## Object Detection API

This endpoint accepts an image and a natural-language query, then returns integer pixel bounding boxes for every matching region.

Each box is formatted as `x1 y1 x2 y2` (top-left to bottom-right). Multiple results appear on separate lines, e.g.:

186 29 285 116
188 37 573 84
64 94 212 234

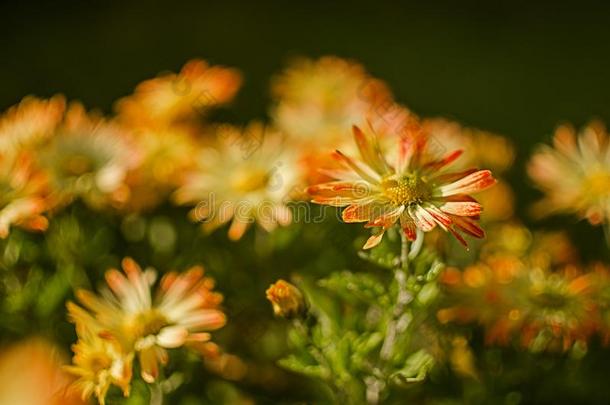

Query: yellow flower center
381 173 431 205
87 352 113 373
131 310 168 338
584 169 610 198
530 288 569 310
62 154 94 176
231 167 271 193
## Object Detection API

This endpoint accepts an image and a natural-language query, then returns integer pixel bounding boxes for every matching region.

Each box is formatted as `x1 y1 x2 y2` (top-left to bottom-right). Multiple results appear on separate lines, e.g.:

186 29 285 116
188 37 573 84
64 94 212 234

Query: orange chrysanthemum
528 121 610 225
0 95 66 153
68 258 226 384
0 152 51 238
174 123 300 240
116 59 241 127
307 123 497 249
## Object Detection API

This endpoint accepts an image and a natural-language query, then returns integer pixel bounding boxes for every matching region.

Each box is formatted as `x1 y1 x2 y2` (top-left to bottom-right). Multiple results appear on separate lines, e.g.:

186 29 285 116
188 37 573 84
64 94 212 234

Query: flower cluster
66 258 225 404
437 222 610 352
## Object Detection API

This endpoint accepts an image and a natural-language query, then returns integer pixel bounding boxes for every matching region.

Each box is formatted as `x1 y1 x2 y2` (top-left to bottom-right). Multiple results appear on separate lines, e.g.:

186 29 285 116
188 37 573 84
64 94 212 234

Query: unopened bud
266 280 306 319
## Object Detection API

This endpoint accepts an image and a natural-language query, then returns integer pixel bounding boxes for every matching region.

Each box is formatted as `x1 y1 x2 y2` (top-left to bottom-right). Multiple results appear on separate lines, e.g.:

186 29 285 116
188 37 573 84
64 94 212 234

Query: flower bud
266 280 306 319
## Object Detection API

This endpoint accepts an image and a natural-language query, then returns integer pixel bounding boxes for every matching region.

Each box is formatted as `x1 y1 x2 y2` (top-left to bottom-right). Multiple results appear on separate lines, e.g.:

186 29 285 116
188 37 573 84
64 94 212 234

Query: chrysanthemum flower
528 121 610 225
0 152 51 238
271 56 392 147
271 57 400 185
37 103 138 209
119 126 199 212
439 261 597 352
307 123 497 249
174 123 300 240
69 258 225 383
64 318 133 405
0 95 66 153
115 59 241 127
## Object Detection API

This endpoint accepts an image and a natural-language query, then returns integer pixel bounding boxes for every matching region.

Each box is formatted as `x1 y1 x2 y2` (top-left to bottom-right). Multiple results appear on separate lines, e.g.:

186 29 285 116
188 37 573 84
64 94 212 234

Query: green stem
149 381 163 405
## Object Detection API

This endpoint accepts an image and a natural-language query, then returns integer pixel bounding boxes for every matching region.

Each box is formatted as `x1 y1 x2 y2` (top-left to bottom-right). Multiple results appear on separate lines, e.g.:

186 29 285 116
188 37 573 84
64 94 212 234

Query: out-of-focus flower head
423 118 515 174
0 338 84 405
116 59 242 128
439 257 597 352
307 121 497 249
271 56 392 147
271 56 401 185
528 121 610 225
64 314 133 405
423 118 515 222
119 126 200 212
174 122 301 240
37 103 138 209
480 222 579 270
0 95 66 153
69 257 225 384
0 152 51 238
266 279 307 319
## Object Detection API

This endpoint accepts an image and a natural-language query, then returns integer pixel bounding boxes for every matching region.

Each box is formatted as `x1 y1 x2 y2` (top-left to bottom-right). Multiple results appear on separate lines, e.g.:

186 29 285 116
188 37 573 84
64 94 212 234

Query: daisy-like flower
115 59 242 128
69 258 226 383
0 152 51 238
0 95 66 153
37 103 138 209
174 123 300 240
64 315 133 405
271 57 399 185
119 126 199 212
440 262 597 352
528 121 610 225
306 123 497 249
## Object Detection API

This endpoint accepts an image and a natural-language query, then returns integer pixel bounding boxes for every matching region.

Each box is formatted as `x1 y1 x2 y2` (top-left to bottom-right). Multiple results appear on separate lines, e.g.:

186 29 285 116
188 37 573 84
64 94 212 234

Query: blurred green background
2 1 610 403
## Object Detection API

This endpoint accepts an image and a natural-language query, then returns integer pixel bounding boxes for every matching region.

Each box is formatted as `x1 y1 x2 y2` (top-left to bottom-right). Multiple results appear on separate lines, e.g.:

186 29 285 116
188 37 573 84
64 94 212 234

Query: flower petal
438 170 496 197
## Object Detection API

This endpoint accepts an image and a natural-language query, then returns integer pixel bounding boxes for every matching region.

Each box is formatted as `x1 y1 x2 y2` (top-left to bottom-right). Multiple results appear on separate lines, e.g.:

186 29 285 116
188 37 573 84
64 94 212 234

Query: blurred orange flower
0 95 66 153
528 121 610 225
0 338 84 405
116 59 242 128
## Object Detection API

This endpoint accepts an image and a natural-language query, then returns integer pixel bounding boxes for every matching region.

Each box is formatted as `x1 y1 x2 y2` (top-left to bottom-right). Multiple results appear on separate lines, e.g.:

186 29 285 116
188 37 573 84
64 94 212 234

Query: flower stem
380 231 411 361
150 381 163 405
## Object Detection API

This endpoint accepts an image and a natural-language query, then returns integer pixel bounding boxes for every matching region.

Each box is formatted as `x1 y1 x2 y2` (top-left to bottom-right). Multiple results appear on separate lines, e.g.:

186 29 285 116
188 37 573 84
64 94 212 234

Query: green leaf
390 349 434 386
278 354 330 380
319 271 388 306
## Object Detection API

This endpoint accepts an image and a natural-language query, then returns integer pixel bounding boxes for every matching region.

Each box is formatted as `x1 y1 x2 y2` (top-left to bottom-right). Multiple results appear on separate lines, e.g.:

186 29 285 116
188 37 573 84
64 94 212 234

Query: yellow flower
115 59 242 127
528 121 610 225
0 152 51 238
37 103 138 209
439 256 596 352
266 280 306 319
271 56 392 146
69 258 225 383
0 95 66 153
423 118 515 174
119 126 199 212
64 317 133 405
307 122 497 249
174 123 300 240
